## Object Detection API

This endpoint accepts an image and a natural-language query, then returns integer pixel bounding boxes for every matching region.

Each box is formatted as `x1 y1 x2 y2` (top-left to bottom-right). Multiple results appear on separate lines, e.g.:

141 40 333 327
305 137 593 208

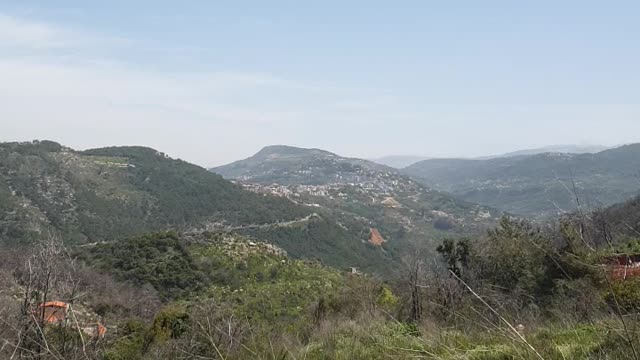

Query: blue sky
1 1 639 166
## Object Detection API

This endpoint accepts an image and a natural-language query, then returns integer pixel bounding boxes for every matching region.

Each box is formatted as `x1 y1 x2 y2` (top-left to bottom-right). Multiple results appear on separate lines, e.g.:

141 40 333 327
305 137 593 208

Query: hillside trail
221 213 319 231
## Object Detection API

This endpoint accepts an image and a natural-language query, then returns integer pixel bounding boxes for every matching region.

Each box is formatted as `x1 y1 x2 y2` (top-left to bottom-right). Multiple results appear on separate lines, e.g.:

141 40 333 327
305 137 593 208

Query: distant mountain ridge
403 144 640 217
474 144 612 160
370 145 610 169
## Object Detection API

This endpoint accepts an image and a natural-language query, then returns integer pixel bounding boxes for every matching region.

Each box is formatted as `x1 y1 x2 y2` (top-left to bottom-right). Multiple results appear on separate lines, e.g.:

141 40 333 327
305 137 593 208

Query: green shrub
376 287 399 309
104 320 152 360
606 277 640 312
152 304 190 340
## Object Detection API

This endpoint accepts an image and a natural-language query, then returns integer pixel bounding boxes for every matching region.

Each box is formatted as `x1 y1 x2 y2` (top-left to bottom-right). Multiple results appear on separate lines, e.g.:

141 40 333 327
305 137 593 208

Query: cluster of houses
237 174 416 206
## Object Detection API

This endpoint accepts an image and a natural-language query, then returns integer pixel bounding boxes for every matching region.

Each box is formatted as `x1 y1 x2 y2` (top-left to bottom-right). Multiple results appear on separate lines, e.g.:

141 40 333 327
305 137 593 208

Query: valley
212 145 500 268
3 3 639 358
3 140 640 360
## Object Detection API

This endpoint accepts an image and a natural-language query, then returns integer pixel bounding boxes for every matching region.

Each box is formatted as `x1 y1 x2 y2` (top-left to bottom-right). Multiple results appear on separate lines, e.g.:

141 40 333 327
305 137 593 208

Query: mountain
403 144 640 217
212 145 499 252
368 145 608 168
0 141 308 244
5 143 638 359
475 144 611 160
370 155 431 168
0 140 398 272
213 145 391 185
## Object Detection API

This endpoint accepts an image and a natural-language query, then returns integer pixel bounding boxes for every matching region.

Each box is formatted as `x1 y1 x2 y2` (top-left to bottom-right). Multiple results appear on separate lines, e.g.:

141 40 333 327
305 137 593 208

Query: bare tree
3 232 91 360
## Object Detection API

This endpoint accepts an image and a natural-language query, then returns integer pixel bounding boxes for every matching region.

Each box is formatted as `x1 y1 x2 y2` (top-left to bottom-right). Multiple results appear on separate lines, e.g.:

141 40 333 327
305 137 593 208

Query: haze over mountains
473 144 613 160
403 144 640 217
371 144 612 169
370 155 432 169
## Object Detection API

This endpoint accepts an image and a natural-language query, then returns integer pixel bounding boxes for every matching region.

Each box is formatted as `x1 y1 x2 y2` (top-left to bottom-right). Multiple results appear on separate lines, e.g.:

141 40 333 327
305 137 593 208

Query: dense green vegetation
82 146 308 225
236 215 392 273
0 141 309 245
0 141 402 271
6 204 640 359
78 232 205 299
6 141 640 359
403 144 640 217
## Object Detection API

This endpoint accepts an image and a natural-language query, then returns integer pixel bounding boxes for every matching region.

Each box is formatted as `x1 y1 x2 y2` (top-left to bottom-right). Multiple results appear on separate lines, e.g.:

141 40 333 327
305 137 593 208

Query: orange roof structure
41 301 68 308
38 301 69 324
35 301 107 337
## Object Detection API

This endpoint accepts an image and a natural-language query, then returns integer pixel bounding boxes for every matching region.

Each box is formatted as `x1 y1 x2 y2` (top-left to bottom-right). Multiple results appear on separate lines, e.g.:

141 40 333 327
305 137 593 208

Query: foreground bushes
6 219 640 359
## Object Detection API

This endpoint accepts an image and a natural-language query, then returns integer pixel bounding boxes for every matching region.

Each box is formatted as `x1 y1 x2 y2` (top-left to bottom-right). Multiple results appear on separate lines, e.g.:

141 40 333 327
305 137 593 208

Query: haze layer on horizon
1 1 639 166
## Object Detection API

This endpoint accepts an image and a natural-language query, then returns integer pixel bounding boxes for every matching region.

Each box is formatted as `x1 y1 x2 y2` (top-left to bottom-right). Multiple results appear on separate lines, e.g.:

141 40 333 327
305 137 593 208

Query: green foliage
436 238 471 278
80 232 205 299
8 142 640 359
0 141 403 272
42 325 86 358
376 287 399 309
81 231 351 331
615 238 640 254
302 321 430 360
103 320 152 360
201 255 345 329
606 277 640 312
475 217 558 299
152 305 190 340
237 215 393 274
434 216 602 315
83 146 308 226
0 141 309 246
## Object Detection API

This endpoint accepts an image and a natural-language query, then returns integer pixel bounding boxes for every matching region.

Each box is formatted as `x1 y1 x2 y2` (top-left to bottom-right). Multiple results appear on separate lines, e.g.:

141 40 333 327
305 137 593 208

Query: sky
1 1 639 167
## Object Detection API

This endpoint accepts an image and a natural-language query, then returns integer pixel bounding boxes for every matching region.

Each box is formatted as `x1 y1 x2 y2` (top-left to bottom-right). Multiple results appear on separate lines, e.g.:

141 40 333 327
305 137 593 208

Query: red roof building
38 301 69 324
602 255 640 280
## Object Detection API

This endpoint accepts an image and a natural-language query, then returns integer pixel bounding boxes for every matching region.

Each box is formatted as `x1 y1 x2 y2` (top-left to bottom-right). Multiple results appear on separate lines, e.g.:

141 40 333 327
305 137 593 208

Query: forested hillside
0 141 307 245
0 141 401 273
403 144 640 217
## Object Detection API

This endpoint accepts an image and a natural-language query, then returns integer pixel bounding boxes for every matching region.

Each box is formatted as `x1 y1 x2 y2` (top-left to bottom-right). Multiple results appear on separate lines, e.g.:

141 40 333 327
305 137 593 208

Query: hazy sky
1 1 639 166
